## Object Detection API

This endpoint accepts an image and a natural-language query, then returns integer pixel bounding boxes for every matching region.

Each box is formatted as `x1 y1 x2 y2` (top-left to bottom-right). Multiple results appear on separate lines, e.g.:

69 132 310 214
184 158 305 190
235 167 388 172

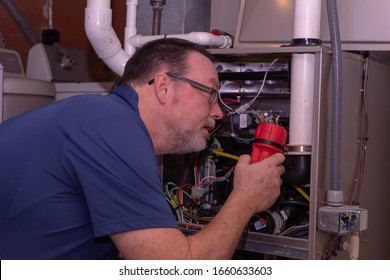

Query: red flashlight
250 123 287 163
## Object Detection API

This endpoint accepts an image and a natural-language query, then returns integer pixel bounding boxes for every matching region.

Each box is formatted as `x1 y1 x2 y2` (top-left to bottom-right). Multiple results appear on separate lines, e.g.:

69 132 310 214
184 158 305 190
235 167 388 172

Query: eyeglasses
148 72 219 105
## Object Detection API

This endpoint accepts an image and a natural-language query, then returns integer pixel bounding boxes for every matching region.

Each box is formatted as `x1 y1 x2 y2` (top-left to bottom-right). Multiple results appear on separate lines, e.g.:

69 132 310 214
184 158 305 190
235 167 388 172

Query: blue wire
230 115 254 144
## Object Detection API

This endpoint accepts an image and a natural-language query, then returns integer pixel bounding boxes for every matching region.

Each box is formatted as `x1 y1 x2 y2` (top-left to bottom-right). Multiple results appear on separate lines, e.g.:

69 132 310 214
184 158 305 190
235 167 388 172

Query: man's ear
152 73 169 104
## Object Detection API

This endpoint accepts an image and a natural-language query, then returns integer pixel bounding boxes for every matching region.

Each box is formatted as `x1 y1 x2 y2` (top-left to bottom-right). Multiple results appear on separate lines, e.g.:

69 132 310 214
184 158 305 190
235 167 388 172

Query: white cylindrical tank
1 48 56 122
2 77 56 121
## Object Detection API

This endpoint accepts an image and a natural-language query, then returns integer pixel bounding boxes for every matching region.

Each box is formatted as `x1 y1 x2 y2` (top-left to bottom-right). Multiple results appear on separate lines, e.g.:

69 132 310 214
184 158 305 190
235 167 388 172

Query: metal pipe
150 0 166 35
152 9 162 35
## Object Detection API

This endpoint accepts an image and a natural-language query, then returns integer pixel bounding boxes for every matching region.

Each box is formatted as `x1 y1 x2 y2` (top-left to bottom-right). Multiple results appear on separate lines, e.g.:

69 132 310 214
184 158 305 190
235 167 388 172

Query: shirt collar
109 85 140 113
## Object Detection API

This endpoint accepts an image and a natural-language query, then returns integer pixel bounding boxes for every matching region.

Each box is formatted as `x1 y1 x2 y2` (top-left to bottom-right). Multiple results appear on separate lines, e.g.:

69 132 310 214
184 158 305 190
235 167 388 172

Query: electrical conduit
326 0 344 206
0 0 40 45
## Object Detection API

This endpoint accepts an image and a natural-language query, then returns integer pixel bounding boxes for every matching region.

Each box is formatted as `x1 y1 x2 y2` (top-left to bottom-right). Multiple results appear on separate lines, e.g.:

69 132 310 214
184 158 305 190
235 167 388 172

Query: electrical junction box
317 205 368 234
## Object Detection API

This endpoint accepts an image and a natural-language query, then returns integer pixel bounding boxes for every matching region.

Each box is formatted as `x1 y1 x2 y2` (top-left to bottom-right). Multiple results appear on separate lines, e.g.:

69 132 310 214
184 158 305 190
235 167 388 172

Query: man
0 38 285 259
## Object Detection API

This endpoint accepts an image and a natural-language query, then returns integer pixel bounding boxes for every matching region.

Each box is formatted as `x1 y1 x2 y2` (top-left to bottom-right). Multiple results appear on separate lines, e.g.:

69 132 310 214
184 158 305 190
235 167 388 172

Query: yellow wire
212 149 240 161
293 185 310 202
212 150 310 203
170 198 177 208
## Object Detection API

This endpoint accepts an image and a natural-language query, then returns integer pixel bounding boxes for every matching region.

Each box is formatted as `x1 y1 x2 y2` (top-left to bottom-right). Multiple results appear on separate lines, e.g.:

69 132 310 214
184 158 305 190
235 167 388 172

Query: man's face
163 52 223 154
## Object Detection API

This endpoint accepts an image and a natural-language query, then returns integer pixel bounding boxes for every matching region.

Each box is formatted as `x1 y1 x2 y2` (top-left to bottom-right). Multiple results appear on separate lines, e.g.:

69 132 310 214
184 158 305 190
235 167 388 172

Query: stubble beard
165 119 215 154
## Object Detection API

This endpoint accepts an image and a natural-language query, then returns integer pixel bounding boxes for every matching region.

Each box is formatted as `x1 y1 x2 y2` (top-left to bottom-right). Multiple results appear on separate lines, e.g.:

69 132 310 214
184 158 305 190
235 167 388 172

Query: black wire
173 204 185 211
279 200 309 207
238 226 250 259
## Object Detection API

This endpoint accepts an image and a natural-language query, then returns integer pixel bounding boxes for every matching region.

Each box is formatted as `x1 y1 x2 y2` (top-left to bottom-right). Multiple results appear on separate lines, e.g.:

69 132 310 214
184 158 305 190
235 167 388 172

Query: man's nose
210 102 224 120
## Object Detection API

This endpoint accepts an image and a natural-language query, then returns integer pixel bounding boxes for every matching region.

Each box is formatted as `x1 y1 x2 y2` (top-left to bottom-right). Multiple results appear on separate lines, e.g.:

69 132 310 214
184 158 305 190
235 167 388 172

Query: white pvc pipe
128 32 233 49
85 0 130 76
289 0 322 146
293 0 322 39
124 0 138 56
85 0 233 77
289 53 315 145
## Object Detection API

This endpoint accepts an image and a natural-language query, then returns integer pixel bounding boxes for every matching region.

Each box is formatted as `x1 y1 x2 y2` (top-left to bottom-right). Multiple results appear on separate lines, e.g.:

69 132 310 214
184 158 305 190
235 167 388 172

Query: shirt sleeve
61 114 177 237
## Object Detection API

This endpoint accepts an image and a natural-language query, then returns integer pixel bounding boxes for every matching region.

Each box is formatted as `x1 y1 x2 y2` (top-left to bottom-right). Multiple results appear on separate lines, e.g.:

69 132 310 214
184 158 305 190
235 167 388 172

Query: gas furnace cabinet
205 45 390 259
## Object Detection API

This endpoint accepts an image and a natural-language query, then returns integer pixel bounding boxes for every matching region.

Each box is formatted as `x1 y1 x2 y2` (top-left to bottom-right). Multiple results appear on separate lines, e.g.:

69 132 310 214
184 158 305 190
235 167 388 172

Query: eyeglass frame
148 72 219 105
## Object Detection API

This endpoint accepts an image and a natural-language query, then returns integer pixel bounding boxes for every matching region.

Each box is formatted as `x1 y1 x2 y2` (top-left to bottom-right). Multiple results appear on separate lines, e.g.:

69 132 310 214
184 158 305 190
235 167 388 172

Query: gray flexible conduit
326 0 343 192
0 0 40 45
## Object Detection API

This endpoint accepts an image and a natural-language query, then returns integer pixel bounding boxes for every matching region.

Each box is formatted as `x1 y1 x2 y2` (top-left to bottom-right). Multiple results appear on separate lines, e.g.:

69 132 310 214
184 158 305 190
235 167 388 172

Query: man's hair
117 38 214 87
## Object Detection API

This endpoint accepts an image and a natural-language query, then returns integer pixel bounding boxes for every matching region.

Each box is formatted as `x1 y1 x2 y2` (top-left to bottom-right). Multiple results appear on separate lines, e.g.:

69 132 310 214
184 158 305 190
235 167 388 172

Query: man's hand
232 153 285 214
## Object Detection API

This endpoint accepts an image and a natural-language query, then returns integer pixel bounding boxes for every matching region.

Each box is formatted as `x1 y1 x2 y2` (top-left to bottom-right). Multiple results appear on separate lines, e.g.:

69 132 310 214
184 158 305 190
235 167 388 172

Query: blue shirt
0 85 177 259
